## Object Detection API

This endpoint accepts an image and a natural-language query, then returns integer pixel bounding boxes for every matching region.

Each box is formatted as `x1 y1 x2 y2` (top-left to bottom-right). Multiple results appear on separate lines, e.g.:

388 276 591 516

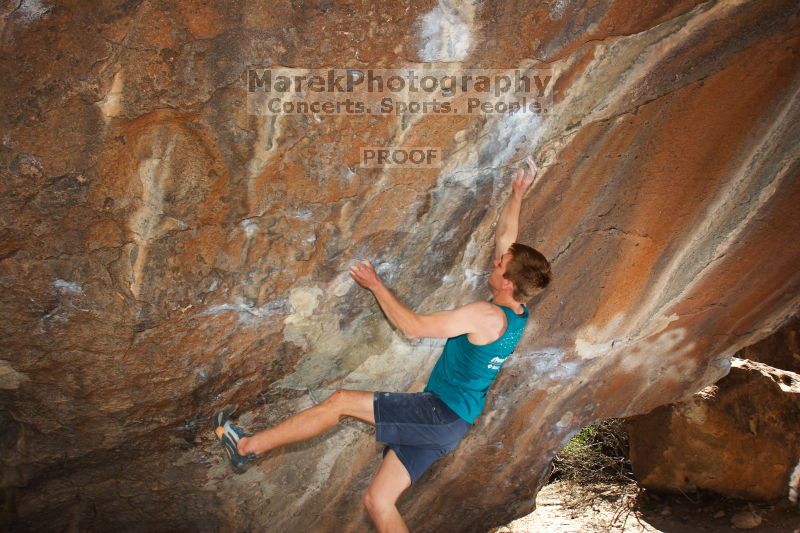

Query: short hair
504 242 552 302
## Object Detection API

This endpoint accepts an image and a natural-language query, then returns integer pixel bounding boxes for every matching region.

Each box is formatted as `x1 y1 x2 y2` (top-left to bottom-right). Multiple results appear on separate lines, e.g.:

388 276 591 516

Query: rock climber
213 156 552 532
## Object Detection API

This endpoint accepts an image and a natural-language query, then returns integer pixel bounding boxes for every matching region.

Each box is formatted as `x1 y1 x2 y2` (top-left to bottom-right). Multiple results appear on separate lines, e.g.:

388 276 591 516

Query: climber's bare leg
364 448 412 533
215 389 375 456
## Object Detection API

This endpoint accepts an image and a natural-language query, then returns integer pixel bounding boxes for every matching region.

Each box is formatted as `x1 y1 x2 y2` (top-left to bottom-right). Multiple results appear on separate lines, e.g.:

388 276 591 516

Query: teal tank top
423 300 529 424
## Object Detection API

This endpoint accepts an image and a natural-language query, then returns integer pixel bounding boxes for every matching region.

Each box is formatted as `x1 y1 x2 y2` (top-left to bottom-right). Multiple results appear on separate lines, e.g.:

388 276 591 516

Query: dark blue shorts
373 391 471 484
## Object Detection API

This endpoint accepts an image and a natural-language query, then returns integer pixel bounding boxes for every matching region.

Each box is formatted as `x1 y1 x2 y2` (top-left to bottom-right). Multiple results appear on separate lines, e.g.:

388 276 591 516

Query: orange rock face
1 0 799 531
626 358 800 501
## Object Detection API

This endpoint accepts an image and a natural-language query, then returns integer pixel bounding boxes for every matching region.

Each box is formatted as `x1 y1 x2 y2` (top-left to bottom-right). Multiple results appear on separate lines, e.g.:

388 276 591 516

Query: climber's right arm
495 157 538 261
349 260 491 339
350 259 417 336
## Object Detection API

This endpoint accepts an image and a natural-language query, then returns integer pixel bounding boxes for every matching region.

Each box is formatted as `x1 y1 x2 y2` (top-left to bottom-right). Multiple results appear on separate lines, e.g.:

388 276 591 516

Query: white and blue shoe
213 406 257 472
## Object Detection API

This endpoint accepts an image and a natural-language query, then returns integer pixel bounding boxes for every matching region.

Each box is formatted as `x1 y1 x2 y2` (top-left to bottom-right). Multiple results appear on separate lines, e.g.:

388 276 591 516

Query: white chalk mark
203 298 288 326
418 0 476 62
14 0 50 26
53 279 83 294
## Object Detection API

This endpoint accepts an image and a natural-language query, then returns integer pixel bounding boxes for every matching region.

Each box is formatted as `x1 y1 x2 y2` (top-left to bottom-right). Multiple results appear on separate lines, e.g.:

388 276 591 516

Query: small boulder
730 509 762 529
626 358 800 500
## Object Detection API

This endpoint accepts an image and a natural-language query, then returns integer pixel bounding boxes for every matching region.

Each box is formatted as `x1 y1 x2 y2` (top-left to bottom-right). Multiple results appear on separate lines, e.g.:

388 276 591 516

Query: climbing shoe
213 407 257 472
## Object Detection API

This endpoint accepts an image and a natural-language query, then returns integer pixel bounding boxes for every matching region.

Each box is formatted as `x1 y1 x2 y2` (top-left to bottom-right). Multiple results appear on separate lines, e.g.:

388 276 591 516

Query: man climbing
213 157 552 532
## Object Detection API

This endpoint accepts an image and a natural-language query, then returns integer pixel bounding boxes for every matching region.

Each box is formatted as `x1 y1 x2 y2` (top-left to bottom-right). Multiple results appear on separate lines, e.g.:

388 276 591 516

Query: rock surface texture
1 1 800 531
626 356 800 501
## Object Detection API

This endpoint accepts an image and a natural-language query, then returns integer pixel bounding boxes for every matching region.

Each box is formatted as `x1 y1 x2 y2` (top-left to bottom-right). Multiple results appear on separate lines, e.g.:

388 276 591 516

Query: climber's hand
512 156 538 198
350 259 383 291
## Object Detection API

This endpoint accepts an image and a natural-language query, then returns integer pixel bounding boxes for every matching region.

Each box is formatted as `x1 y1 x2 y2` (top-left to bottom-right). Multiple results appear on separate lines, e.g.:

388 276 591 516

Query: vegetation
549 418 636 485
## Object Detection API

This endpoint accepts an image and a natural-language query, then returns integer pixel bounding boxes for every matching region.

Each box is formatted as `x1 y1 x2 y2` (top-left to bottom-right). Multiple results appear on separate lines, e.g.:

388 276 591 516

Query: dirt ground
489 481 800 533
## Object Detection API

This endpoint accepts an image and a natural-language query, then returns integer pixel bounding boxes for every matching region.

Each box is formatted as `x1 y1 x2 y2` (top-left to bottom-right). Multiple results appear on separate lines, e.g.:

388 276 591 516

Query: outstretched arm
349 260 494 339
495 156 539 260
